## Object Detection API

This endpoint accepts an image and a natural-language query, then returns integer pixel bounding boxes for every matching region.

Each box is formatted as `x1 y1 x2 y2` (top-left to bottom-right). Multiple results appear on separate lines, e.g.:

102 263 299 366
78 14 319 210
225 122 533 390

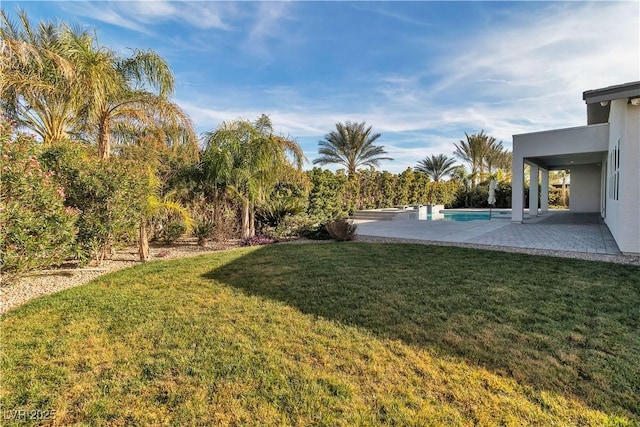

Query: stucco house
512 81 640 255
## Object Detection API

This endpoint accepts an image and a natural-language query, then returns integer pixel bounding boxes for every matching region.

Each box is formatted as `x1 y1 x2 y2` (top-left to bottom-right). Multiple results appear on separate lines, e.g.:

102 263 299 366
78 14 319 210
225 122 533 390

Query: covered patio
511 81 640 255
511 124 608 222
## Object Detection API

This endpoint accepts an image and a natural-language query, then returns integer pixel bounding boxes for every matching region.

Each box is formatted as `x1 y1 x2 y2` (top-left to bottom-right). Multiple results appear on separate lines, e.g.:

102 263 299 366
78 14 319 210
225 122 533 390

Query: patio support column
540 169 549 213
512 155 524 222
529 164 539 216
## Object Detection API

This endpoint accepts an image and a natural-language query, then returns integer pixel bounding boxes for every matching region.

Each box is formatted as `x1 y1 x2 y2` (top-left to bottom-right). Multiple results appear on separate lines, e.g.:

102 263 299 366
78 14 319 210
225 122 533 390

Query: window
608 138 621 201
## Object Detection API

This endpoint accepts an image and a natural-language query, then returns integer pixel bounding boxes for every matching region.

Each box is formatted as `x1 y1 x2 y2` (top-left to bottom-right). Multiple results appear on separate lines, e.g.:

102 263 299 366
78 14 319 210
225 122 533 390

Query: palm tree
202 115 305 239
92 49 195 160
453 131 495 187
313 121 392 178
450 165 474 207
1 10 116 144
414 154 458 182
1 11 195 158
483 140 513 179
138 169 193 261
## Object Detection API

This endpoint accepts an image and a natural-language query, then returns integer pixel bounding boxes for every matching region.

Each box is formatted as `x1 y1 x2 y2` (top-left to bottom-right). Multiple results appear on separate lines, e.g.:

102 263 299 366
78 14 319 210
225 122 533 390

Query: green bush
452 181 511 208
306 168 349 222
357 169 397 209
549 186 569 208
256 197 306 229
193 220 215 246
261 215 303 239
495 182 512 208
301 222 333 240
40 144 148 263
0 120 78 281
425 181 461 206
160 221 186 244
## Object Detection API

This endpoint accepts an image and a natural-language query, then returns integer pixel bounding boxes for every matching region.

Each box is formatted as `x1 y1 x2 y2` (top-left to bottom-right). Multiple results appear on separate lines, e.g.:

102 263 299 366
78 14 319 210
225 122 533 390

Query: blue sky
5 1 639 173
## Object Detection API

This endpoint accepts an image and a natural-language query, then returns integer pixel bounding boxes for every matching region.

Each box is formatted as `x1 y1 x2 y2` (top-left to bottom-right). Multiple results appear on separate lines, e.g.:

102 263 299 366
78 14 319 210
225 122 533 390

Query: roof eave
583 81 640 104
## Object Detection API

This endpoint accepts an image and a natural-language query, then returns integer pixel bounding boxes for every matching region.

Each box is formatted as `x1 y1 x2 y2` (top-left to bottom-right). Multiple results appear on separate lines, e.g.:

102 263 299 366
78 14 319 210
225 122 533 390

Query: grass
1 243 639 425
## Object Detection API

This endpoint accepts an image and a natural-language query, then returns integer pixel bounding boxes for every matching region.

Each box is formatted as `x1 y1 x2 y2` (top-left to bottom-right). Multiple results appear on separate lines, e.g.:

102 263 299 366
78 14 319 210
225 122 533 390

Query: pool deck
354 210 621 255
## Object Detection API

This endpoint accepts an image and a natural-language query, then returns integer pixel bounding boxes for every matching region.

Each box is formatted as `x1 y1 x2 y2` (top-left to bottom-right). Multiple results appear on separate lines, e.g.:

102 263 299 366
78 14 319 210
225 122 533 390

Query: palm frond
313 121 392 177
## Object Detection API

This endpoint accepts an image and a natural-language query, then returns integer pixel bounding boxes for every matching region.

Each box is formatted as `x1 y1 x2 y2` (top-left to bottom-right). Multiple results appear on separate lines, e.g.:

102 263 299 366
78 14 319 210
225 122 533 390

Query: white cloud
127 1 176 21
175 3 234 30
60 2 149 34
176 2 638 173
429 2 638 128
346 1 639 165
64 1 234 33
241 1 298 59
67 1 300 59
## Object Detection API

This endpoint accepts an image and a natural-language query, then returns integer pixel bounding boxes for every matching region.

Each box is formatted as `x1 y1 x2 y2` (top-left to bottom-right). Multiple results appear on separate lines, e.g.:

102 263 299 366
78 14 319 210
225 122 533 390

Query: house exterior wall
569 164 601 212
605 99 640 254
513 124 609 158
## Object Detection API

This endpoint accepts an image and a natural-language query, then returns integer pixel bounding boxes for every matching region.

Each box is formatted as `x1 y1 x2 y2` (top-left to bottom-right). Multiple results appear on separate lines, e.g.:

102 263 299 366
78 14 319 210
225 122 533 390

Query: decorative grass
1 243 638 425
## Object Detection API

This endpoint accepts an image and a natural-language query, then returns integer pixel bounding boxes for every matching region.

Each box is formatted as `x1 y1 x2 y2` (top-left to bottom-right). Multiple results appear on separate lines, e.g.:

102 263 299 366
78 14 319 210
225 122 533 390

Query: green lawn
1 243 639 425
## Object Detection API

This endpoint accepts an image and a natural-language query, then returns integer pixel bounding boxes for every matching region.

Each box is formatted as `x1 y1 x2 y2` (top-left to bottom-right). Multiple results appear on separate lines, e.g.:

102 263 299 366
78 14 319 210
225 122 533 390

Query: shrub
325 218 357 242
425 181 461 206
40 144 148 263
0 120 78 281
260 215 316 240
452 181 511 208
256 197 305 229
213 203 239 241
306 168 349 222
159 221 186 245
193 220 215 246
300 222 333 241
549 186 569 208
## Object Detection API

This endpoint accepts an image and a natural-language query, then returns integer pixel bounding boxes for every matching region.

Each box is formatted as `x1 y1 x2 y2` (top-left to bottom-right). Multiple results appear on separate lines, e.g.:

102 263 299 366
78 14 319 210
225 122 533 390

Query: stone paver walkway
355 211 621 255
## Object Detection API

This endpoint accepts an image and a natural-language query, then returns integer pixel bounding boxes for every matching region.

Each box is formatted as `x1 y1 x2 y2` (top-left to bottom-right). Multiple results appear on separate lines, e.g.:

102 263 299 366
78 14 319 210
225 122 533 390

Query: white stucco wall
569 164 601 212
513 124 609 158
605 99 640 254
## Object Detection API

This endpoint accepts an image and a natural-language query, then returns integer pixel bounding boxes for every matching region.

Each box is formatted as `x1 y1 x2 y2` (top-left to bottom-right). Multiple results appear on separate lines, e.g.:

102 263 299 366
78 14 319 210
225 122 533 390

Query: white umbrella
488 179 497 219
488 179 497 205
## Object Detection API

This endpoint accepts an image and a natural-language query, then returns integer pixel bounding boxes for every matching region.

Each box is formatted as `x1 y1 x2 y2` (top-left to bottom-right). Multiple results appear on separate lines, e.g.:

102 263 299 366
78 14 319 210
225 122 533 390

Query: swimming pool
420 211 510 221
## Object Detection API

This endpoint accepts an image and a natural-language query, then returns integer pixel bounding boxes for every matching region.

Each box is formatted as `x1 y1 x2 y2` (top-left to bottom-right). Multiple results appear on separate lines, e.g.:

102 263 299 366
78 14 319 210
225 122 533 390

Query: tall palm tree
483 140 512 179
202 115 305 239
92 49 196 160
453 130 494 187
313 121 392 178
414 154 458 182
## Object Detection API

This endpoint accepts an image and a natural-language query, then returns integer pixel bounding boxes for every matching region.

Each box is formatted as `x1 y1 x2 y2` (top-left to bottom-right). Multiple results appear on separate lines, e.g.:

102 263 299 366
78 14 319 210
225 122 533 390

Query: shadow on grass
203 242 640 420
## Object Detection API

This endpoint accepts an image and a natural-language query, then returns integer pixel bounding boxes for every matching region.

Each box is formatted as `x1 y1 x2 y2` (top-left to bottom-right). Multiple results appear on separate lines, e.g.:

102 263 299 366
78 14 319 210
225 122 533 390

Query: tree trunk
240 199 251 240
139 221 149 261
98 114 111 160
212 192 222 241
249 205 255 238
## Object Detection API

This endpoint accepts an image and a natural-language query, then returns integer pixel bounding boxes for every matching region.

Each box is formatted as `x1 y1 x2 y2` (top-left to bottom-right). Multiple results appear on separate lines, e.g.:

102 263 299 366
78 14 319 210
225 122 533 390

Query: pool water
421 211 509 221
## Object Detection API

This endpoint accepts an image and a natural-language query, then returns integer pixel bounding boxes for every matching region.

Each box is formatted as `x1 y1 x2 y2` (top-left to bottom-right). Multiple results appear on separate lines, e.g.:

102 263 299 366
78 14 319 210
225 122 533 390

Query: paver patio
355 210 621 255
